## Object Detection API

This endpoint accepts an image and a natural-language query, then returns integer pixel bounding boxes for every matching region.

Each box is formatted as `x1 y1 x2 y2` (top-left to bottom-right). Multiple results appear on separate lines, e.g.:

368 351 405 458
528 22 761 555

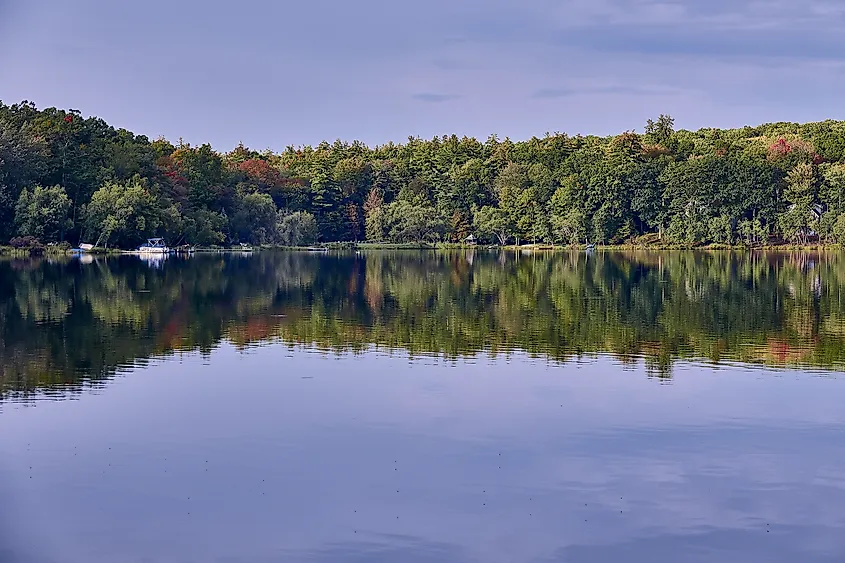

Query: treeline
3 101 845 248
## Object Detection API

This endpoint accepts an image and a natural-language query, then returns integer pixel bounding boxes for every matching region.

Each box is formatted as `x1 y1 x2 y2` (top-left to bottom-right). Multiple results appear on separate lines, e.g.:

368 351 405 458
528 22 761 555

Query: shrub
9 236 41 248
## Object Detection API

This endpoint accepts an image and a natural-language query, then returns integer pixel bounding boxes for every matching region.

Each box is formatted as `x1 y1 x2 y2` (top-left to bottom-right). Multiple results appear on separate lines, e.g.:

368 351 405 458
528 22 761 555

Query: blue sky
2 0 845 150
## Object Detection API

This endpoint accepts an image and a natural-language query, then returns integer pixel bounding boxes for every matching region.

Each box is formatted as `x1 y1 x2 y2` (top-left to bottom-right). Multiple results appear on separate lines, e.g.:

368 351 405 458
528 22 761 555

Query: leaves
5 101 845 247
276 211 318 246
83 176 164 248
15 185 72 241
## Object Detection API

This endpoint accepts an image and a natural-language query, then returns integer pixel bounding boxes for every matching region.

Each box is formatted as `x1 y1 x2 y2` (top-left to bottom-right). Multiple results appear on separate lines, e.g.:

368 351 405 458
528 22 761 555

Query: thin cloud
412 93 461 103
431 58 482 71
5 0 845 148
532 85 684 99
443 0 845 60
549 25 845 61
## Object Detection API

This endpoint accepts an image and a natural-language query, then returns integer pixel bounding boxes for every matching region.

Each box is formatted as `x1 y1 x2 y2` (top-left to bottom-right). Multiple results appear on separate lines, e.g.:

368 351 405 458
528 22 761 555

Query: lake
2 249 845 563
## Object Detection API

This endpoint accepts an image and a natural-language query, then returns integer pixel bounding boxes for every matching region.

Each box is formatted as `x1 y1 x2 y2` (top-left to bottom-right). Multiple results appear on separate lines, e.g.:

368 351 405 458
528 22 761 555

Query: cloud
532 85 689 99
430 58 483 71
4 0 845 148
441 0 845 61
550 25 845 61
412 93 461 103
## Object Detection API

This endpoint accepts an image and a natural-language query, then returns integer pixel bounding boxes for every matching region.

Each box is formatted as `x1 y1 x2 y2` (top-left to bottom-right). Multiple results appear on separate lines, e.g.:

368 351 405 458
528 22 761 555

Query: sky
2 0 845 151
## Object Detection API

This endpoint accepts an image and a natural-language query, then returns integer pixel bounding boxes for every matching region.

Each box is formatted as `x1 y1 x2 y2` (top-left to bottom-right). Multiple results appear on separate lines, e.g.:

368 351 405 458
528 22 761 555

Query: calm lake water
2 250 845 563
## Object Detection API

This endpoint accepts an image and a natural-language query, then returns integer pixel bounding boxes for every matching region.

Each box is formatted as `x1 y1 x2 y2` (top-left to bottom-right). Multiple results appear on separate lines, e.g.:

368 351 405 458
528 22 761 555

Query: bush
46 241 72 253
9 236 42 249
9 236 45 256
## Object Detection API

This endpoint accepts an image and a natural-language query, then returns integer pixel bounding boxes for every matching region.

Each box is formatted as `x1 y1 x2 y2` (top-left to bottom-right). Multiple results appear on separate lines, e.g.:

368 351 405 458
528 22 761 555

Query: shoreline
4 242 845 257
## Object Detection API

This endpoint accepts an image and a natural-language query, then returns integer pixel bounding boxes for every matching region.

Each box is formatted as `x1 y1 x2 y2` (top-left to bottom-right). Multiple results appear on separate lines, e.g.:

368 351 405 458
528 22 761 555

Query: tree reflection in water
2 249 844 400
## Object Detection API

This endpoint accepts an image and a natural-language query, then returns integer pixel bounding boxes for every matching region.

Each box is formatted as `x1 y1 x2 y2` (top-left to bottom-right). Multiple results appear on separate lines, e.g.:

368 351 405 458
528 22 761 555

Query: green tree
547 179 588 244
548 199 586 245
333 157 373 240
382 201 444 243
777 162 819 243
820 163 845 214
661 155 778 243
644 114 675 146
738 217 767 246
15 185 72 242
309 167 347 240
364 187 386 241
171 144 226 208
83 176 165 248
494 163 531 243
0 116 49 241
473 205 511 245
708 214 734 244
276 211 318 246
8 100 845 250
183 208 227 246
230 192 278 244
832 214 845 245
629 159 670 236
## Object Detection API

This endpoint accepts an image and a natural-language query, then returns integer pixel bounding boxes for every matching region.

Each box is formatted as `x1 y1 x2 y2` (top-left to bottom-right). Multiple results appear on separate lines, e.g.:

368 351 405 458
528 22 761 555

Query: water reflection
2 252 845 562
1 348 843 563
1 249 845 400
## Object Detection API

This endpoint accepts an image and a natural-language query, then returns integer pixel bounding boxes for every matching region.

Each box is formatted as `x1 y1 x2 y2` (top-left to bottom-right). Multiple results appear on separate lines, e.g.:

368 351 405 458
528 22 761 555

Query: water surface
1 250 844 562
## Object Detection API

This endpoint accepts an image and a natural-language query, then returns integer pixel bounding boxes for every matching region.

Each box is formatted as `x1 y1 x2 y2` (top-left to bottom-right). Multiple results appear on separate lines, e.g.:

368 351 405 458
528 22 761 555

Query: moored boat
138 238 170 254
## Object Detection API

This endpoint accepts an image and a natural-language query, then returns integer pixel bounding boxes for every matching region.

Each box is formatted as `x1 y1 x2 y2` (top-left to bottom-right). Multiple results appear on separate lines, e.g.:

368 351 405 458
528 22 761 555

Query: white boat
78 243 94 252
138 238 170 254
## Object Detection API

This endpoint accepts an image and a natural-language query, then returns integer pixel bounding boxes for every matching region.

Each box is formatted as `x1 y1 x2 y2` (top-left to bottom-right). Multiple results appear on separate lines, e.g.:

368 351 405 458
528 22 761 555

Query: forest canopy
3 101 845 248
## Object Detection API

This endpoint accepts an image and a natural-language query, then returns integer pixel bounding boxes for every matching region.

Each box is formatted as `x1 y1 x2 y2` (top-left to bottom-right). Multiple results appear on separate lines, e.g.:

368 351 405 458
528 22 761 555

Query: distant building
787 203 825 238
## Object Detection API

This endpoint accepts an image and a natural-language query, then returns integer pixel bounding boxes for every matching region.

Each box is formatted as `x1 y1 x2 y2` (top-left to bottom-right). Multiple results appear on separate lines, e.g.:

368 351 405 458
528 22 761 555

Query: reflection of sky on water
1 345 844 562
136 253 169 268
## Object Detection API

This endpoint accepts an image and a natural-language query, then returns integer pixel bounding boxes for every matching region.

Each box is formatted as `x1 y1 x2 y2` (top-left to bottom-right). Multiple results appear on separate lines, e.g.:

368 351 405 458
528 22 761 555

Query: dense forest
3 100 845 248
2 250 844 399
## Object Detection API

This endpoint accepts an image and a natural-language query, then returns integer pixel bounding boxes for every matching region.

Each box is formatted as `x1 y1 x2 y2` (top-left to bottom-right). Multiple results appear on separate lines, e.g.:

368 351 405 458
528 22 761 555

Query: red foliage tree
239 159 282 186
346 203 364 240
768 138 792 159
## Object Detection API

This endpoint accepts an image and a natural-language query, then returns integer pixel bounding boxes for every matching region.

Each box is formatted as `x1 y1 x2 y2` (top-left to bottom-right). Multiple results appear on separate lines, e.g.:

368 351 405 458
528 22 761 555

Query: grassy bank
4 241 844 257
